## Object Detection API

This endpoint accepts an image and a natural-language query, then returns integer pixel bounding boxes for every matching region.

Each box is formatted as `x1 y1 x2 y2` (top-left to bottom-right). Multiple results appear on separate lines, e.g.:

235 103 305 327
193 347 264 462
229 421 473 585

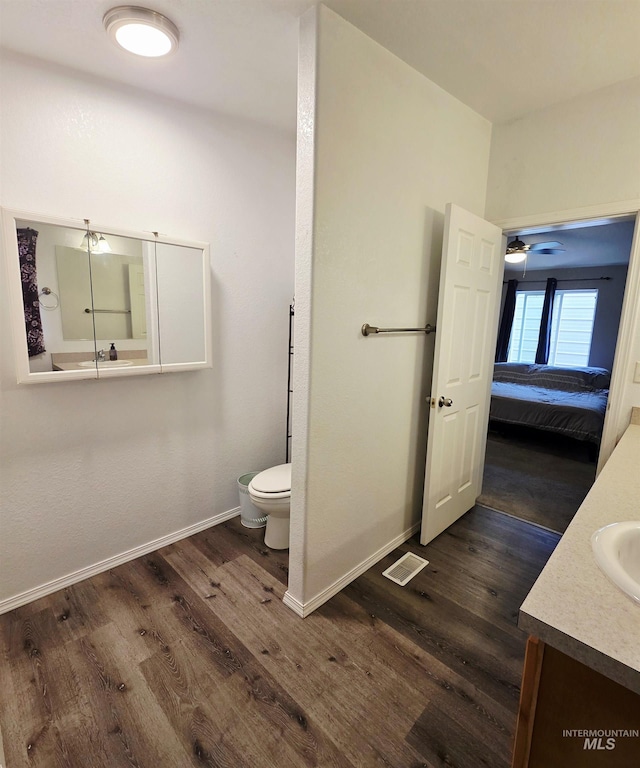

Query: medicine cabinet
1 209 211 383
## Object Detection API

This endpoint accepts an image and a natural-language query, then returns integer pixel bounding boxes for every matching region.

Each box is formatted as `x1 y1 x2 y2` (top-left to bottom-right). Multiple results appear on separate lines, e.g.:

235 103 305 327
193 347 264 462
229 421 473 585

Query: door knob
438 396 453 408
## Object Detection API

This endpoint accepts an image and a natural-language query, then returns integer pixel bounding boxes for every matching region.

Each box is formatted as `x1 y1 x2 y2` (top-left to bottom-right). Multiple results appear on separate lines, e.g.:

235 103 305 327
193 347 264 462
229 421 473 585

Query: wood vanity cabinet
512 636 640 768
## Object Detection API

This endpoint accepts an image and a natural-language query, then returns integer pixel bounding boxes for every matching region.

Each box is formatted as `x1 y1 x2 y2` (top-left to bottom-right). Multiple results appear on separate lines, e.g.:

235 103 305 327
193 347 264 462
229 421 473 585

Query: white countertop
519 423 640 695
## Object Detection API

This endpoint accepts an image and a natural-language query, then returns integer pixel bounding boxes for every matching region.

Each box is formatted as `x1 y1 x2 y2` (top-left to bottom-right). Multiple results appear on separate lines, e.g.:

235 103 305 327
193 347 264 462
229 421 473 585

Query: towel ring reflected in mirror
38 286 59 310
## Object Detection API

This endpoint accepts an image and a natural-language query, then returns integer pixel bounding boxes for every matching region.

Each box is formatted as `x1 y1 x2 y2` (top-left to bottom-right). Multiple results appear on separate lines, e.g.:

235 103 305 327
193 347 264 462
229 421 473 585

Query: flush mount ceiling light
103 6 179 58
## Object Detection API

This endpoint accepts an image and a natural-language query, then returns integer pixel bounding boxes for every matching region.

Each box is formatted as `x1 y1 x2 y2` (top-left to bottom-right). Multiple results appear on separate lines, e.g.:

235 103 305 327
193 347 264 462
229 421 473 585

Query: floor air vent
382 552 429 586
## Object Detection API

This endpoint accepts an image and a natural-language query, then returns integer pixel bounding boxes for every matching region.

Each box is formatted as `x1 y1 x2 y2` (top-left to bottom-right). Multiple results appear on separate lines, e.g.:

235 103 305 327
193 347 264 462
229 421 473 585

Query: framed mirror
1 209 211 383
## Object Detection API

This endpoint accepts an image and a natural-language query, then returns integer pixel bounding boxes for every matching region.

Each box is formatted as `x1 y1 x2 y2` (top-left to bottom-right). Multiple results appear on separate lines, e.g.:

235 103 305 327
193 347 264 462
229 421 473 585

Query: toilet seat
249 487 290 500
249 463 291 499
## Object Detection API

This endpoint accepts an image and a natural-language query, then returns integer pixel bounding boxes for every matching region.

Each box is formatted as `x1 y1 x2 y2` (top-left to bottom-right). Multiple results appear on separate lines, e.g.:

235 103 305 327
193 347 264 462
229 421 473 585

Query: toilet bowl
248 463 291 550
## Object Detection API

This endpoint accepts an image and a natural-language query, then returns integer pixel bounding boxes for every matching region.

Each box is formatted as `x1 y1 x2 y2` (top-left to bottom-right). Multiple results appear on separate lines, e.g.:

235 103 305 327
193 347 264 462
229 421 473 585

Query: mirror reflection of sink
592 521 640 604
78 360 134 368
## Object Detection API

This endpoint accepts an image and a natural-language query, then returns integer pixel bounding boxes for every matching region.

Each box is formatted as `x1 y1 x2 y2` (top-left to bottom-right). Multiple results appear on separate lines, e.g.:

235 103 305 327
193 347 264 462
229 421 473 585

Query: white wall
287 6 491 613
486 78 640 222
0 51 295 609
486 77 640 448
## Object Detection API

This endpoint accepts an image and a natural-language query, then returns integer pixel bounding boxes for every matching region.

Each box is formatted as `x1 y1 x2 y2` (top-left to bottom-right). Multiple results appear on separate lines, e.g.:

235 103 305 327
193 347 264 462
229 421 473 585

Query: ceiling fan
505 237 565 264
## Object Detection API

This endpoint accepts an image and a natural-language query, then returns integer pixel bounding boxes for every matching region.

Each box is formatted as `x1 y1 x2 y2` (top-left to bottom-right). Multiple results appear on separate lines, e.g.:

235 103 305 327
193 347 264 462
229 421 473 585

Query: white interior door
420 203 504 545
128 263 147 339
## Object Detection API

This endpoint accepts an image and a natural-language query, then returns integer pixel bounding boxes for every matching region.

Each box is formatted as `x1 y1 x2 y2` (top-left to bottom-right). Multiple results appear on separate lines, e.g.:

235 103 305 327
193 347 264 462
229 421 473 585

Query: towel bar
84 308 132 314
361 323 436 337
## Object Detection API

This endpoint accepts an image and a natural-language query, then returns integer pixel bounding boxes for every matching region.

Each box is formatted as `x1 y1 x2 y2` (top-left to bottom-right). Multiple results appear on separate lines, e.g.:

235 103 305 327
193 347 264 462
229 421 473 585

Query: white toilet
248 463 291 550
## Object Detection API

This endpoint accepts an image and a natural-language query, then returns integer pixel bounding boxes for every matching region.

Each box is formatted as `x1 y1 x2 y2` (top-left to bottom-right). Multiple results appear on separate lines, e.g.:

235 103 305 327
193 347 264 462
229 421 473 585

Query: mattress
490 381 609 443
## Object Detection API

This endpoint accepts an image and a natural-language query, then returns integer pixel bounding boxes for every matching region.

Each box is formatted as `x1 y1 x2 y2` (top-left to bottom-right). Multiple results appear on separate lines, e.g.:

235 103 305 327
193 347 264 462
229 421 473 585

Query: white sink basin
78 359 133 368
592 521 640 604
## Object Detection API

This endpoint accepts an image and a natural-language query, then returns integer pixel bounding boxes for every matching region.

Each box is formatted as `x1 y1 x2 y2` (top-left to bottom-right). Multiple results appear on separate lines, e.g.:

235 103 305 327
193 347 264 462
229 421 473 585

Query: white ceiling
1 1 639 132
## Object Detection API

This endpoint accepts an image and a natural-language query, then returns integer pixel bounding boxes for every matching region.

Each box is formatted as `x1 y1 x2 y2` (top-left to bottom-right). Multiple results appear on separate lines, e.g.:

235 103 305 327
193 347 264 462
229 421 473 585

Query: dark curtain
17 227 46 357
495 279 518 362
535 277 557 364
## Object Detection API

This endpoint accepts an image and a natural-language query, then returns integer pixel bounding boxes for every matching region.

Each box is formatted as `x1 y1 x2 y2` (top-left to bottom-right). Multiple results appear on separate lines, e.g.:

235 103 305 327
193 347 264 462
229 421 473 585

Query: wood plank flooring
0 505 559 768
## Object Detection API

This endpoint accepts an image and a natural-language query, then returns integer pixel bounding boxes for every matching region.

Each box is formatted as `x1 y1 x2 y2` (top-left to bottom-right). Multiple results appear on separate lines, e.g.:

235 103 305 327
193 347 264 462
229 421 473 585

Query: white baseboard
282 591 306 617
283 521 420 618
0 507 240 615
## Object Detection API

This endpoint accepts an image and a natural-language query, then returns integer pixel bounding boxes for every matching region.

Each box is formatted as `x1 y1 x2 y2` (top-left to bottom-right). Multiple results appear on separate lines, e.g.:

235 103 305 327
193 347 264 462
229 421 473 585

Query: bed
490 362 610 445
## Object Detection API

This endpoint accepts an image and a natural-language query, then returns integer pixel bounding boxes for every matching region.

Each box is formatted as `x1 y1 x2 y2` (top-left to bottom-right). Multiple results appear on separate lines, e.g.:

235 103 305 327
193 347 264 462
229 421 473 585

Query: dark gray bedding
490 363 610 443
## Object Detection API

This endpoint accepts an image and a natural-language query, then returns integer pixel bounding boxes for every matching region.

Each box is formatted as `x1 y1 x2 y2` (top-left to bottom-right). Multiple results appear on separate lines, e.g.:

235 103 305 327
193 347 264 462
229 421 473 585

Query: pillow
493 363 536 385
494 363 610 391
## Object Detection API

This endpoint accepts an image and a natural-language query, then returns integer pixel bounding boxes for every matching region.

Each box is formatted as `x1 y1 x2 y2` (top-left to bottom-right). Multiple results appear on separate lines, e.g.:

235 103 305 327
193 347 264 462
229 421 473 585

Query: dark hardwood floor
0 506 559 768
479 426 596 533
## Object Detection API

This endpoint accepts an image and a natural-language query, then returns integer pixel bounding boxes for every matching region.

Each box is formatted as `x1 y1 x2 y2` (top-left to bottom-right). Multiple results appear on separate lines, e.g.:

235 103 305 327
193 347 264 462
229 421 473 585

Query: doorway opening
478 216 636 534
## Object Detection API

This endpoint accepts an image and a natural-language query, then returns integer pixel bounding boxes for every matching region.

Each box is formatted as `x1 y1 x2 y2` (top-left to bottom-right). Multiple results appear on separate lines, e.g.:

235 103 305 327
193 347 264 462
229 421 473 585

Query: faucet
95 349 106 362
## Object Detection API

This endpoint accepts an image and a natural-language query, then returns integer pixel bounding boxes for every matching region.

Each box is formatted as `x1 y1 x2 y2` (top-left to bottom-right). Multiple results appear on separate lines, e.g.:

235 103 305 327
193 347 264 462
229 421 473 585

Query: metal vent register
382 552 429 586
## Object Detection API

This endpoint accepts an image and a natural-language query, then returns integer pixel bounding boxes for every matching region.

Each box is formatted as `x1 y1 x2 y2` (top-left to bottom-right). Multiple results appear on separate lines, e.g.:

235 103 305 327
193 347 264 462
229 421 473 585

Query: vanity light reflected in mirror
1 209 211 384
81 231 112 253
